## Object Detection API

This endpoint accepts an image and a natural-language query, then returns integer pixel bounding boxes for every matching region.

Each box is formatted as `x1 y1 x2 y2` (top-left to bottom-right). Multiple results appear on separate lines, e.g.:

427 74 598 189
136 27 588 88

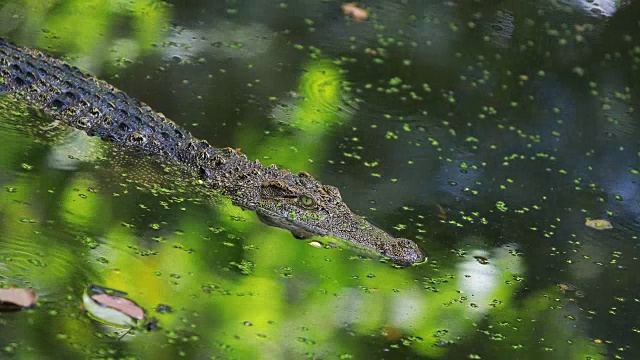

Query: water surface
1 1 639 359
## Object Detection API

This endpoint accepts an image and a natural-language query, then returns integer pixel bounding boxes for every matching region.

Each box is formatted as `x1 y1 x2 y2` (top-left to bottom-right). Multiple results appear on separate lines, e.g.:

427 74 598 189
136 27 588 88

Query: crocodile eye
299 195 315 208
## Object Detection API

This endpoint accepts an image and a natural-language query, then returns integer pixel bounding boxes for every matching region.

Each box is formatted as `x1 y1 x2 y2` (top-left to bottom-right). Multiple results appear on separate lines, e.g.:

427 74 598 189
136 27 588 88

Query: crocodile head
253 170 425 266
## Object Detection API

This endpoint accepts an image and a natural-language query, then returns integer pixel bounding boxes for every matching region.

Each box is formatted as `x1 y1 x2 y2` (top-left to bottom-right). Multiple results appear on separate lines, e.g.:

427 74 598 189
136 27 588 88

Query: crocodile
0 37 425 266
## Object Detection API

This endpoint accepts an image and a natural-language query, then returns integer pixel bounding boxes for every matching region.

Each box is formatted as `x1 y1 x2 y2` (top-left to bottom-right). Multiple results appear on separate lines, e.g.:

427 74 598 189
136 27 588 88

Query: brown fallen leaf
342 3 368 22
585 219 613 230
0 287 38 310
91 293 145 321
83 284 146 328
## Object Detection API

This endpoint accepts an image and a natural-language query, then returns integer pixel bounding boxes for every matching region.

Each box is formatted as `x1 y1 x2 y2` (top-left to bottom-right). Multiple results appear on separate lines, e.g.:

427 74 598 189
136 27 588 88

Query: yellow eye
299 195 315 207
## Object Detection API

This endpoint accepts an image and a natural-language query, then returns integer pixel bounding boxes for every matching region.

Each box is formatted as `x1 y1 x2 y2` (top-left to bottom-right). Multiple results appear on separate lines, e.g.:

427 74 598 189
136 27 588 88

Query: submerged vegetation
1 0 639 359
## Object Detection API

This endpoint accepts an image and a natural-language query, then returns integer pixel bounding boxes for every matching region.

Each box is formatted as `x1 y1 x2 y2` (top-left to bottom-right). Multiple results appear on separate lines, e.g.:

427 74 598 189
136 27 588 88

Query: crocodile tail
0 37 209 165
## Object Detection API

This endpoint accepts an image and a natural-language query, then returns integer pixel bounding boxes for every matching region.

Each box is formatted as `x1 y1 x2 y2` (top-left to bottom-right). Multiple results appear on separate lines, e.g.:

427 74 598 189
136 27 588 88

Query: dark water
0 1 639 359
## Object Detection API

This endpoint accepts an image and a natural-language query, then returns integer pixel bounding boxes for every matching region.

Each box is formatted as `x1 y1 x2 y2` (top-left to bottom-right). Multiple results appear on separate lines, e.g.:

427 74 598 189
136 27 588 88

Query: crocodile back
0 37 218 169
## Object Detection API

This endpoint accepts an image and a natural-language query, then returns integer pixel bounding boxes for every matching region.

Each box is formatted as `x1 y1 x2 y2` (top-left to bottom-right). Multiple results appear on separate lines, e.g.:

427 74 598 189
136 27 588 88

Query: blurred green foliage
0 0 614 359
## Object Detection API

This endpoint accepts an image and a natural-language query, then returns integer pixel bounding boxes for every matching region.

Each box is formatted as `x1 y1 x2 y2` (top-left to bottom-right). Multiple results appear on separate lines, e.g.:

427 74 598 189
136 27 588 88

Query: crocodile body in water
0 37 425 266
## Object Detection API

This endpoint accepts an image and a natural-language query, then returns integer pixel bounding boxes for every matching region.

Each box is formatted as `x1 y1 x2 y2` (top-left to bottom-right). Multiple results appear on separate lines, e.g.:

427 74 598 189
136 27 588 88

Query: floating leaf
82 284 145 328
585 219 613 230
341 3 368 22
0 287 38 311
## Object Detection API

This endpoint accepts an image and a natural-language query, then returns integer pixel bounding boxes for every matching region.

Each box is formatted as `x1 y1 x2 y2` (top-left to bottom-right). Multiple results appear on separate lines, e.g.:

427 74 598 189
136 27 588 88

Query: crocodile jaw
255 206 426 266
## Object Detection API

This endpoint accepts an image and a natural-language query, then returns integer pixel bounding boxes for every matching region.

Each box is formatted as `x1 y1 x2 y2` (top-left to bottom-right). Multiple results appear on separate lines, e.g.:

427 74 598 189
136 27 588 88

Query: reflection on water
1 0 639 359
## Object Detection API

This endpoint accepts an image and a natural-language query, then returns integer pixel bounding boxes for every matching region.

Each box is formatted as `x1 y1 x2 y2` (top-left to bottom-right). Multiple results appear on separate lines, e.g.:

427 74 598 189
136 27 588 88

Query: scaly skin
0 37 425 266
